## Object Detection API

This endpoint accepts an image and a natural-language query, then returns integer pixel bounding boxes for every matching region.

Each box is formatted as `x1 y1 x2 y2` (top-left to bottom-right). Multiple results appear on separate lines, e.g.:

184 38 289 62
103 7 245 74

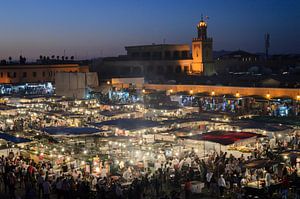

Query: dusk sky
0 0 299 60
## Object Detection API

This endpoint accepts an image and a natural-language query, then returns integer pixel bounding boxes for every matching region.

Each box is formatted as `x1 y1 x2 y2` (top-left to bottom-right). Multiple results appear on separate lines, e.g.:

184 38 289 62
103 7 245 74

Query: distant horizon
0 0 299 60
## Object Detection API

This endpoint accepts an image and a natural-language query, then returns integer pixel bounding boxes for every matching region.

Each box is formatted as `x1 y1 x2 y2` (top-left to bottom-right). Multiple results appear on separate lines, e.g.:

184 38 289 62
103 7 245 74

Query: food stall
243 159 281 197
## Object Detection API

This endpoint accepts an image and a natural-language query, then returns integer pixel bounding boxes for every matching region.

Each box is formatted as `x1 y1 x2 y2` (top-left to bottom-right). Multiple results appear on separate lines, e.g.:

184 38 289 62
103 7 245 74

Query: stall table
190 181 205 193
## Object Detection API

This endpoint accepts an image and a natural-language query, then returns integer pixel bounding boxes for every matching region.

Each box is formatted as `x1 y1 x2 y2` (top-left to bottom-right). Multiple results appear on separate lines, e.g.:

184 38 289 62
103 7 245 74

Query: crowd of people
0 128 299 199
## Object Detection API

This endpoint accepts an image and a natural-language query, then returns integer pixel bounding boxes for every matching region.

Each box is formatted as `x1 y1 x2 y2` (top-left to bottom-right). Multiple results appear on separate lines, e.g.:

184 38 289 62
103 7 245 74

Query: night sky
0 0 299 60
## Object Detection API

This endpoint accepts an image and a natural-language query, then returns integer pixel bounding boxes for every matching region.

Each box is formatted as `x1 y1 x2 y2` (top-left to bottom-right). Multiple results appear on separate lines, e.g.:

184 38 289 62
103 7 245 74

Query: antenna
265 33 270 59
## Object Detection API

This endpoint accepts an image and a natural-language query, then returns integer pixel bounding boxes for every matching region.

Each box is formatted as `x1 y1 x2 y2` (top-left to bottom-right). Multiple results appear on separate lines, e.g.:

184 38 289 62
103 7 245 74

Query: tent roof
42 127 102 136
244 159 279 169
0 132 32 144
90 119 160 131
184 131 263 145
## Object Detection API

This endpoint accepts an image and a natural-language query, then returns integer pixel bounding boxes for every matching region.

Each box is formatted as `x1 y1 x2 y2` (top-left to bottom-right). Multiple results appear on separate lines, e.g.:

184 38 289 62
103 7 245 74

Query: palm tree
51 55 55 59
65 56 69 60
56 56 60 60
70 56 74 60
40 55 43 60
8 57 12 63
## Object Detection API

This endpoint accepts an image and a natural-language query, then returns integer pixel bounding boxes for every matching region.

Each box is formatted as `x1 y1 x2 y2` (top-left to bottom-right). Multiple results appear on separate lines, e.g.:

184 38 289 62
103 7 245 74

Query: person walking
8 172 16 199
218 174 226 197
37 174 44 198
281 175 289 199
206 171 213 190
42 178 51 199
184 179 192 199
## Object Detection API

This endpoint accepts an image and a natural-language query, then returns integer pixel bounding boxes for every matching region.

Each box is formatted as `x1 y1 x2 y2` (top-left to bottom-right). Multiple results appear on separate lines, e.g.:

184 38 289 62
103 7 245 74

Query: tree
56 56 60 60
51 55 55 59
70 56 74 60
8 56 12 63
19 55 26 64
62 56 65 60
65 56 68 60
0 60 7 65
40 55 43 60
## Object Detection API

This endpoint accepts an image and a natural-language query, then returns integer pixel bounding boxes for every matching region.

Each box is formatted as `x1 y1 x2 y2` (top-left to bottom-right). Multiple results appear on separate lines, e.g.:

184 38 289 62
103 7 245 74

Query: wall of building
125 44 191 60
112 77 144 88
112 82 300 99
100 59 193 78
0 64 88 84
144 84 300 99
55 72 98 99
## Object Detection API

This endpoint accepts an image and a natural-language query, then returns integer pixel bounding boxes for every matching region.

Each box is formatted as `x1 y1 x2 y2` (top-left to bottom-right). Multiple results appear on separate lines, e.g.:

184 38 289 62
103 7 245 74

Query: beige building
0 64 89 84
55 72 98 99
99 18 215 79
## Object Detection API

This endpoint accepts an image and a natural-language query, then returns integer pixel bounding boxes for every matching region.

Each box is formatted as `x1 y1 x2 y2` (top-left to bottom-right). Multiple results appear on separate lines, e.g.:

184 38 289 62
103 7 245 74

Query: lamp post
266 93 271 115
296 95 300 116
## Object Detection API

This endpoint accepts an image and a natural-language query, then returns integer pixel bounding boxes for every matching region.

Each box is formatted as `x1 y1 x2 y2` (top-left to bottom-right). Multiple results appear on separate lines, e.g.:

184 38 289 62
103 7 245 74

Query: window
131 52 140 58
152 52 162 60
175 66 181 73
165 51 171 59
142 52 151 59
23 72 27 78
173 51 180 59
120 67 130 75
7 72 10 78
182 51 188 59
42 72 45 77
167 65 173 73
0 72 3 78
147 66 154 73
184 66 189 73
33 72 37 77
156 66 162 73
13 72 16 78
132 67 142 75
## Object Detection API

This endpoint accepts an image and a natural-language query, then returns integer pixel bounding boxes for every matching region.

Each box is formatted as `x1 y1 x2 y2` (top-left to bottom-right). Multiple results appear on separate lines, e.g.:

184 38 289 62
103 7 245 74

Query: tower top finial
198 14 207 28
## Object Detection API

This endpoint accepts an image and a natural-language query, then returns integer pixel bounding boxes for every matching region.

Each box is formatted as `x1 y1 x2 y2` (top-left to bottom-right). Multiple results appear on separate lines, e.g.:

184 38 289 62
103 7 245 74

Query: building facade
97 18 215 80
0 64 89 84
55 72 98 99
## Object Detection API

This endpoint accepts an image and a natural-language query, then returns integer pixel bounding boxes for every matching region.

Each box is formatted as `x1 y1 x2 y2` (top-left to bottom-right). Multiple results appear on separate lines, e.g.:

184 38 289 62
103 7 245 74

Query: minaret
191 16 214 75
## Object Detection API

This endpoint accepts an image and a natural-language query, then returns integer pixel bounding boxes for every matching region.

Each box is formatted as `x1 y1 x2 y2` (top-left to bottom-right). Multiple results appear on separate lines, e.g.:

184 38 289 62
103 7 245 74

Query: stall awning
235 121 292 132
183 131 264 145
244 159 279 169
0 132 32 144
89 119 160 131
42 127 102 136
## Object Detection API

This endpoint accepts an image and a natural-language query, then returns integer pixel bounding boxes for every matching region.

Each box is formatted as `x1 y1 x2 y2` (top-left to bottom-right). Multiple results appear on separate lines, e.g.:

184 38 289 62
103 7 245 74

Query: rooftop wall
112 82 300 99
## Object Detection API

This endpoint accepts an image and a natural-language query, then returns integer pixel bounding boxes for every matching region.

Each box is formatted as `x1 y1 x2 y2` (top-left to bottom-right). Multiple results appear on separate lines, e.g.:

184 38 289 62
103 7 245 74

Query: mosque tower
191 16 215 75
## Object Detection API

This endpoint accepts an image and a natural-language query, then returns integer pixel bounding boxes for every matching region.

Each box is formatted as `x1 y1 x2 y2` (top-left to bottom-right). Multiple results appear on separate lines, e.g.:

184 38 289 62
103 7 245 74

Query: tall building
192 18 214 75
96 18 215 80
